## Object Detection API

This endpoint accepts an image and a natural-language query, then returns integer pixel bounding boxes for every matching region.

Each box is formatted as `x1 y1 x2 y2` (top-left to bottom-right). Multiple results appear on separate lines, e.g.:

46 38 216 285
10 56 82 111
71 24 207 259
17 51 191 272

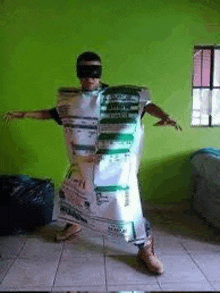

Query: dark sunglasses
77 65 102 78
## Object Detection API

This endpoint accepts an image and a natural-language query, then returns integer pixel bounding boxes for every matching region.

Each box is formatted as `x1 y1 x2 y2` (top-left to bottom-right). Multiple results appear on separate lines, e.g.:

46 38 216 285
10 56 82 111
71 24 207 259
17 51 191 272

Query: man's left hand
153 117 183 131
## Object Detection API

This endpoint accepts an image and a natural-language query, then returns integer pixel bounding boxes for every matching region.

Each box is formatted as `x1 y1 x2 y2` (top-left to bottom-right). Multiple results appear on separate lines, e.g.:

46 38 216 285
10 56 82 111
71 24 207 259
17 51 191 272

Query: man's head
76 51 102 91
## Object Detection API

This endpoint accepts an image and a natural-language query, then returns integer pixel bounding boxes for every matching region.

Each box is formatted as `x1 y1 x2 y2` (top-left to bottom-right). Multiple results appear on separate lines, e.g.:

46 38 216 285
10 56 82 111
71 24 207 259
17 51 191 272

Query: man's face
78 61 101 91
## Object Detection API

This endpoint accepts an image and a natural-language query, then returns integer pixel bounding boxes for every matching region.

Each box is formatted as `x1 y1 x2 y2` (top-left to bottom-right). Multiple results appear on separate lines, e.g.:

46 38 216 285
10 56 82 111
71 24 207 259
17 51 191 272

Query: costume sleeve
48 108 62 125
139 89 153 119
143 89 153 106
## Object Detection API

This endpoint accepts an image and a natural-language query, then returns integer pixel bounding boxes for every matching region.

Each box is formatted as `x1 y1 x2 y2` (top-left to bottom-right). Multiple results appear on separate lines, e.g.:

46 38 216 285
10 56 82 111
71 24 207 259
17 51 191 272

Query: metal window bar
201 49 203 87
209 48 214 126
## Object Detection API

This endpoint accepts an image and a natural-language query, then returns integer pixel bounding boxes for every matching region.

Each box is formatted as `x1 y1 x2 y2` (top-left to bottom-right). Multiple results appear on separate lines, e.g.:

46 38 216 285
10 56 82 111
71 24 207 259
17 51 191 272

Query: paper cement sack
57 85 151 243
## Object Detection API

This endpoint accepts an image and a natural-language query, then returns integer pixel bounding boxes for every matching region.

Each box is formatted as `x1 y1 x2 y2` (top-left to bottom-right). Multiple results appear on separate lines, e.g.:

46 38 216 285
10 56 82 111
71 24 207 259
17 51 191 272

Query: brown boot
137 236 163 275
56 223 82 241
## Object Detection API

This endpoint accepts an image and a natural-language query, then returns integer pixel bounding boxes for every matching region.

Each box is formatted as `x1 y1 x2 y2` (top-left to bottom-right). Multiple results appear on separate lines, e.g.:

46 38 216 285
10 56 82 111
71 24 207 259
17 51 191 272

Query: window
191 46 220 127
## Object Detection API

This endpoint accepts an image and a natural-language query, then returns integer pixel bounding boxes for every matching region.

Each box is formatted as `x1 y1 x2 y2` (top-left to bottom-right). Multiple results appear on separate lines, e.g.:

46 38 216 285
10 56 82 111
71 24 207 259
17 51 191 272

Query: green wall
1 0 220 203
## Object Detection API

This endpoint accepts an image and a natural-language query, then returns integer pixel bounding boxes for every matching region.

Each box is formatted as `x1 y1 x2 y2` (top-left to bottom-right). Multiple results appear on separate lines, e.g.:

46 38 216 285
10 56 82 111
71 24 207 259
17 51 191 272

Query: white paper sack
57 85 150 243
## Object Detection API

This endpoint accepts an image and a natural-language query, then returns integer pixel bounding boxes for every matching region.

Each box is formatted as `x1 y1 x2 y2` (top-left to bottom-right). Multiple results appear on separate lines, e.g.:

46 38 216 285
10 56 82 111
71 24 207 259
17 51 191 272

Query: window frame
191 45 220 127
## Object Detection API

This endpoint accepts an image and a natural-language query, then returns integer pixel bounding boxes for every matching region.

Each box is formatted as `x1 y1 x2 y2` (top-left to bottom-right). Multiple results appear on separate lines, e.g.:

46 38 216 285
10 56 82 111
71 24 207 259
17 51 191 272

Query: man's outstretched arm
4 110 54 121
142 103 182 131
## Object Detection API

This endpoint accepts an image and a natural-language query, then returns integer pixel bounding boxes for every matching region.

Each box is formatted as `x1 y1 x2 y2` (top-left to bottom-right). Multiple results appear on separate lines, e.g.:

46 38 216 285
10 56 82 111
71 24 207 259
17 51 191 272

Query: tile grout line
103 236 108 292
179 241 216 290
0 257 17 287
155 275 163 291
51 241 65 290
16 235 27 257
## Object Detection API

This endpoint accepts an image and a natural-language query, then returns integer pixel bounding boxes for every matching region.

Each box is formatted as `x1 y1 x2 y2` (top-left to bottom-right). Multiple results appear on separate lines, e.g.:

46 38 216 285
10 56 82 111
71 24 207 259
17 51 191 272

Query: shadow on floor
144 199 220 243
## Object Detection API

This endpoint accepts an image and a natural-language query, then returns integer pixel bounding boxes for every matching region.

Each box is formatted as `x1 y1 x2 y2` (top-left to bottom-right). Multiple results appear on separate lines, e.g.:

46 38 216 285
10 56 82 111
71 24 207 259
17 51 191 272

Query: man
5 51 182 275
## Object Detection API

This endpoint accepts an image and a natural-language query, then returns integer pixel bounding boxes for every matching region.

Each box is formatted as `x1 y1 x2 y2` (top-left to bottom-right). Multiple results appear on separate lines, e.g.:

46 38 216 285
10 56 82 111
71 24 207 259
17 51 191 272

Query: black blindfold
77 65 102 78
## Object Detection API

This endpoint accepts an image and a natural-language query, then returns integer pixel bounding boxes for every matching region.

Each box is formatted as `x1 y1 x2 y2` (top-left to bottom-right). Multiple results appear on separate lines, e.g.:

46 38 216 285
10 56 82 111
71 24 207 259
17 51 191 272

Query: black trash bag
0 175 54 235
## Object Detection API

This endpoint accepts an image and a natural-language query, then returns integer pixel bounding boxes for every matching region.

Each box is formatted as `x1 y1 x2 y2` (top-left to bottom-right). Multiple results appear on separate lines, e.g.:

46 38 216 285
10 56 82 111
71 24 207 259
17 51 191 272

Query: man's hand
153 117 182 131
4 110 52 121
143 103 182 131
4 111 25 121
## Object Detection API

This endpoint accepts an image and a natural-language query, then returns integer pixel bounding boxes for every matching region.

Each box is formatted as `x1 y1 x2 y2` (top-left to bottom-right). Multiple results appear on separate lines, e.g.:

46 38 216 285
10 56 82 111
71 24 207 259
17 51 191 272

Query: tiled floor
1 200 220 291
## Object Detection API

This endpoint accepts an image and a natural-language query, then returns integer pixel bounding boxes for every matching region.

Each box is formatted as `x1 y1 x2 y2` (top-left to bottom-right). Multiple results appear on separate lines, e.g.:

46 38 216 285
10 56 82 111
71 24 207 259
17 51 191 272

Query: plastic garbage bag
0 175 54 235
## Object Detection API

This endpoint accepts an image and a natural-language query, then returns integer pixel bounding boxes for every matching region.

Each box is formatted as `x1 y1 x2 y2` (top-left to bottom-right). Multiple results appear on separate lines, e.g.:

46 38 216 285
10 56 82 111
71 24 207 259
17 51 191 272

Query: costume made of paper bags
57 85 152 244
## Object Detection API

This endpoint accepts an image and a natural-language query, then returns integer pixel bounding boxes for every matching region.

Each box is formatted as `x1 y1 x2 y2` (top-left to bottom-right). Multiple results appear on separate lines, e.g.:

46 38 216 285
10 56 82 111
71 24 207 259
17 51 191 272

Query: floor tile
0 286 52 291
153 235 187 256
54 258 105 286
106 255 158 286
62 236 104 259
160 280 215 291
157 254 206 285
27 222 63 242
0 235 26 259
180 238 220 253
52 285 107 291
154 232 182 241
104 238 138 256
1 258 59 287
0 259 15 283
107 284 161 291
190 253 220 281
210 281 220 290
18 237 62 260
